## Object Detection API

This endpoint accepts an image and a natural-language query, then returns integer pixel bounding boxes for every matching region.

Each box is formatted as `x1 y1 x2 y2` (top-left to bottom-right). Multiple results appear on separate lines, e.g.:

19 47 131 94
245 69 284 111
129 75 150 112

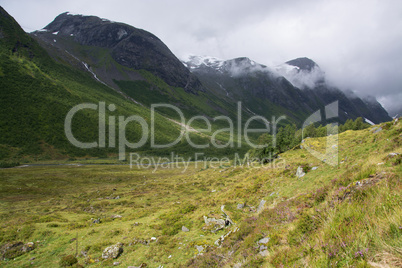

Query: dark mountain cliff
33 12 203 93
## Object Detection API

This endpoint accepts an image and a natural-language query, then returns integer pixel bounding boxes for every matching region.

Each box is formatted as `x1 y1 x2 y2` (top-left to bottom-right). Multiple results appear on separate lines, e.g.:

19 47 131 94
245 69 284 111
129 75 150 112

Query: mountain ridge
35 12 204 94
183 54 391 124
33 11 391 125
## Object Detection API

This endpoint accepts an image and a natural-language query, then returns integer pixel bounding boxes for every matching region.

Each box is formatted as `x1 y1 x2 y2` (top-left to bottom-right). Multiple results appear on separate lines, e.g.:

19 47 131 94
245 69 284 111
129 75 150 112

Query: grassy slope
0 119 400 267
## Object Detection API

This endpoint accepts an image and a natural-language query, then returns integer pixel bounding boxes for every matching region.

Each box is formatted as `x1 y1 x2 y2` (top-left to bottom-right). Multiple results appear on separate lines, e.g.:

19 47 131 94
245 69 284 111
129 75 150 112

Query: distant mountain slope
183 55 391 124
276 57 391 123
183 55 313 123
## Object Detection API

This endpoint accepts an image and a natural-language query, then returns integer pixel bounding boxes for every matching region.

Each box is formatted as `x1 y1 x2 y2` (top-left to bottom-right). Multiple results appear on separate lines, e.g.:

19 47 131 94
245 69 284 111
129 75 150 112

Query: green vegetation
59 255 78 267
0 118 400 267
249 117 371 162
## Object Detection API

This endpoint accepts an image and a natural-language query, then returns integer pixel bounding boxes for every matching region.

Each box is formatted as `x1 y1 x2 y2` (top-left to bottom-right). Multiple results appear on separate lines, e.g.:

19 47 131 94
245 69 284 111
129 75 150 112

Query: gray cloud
2 0 401 115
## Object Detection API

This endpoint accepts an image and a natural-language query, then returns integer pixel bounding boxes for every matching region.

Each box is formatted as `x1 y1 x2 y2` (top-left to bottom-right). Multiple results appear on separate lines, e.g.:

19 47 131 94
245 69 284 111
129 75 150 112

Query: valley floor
0 120 401 267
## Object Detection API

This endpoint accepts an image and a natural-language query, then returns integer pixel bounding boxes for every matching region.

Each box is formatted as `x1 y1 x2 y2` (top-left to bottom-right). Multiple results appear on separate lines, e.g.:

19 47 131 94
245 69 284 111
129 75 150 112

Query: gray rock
111 215 122 219
195 245 204 254
182 226 189 232
237 203 244 209
113 261 120 266
203 216 225 232
311 166 318 170
101 242 123 259
373 127 382 134
259 249 269 257
256 199 266 213
259 245 267 251
258 237 270 244
388 152 400 158
296 166 306 178
22 242 35 252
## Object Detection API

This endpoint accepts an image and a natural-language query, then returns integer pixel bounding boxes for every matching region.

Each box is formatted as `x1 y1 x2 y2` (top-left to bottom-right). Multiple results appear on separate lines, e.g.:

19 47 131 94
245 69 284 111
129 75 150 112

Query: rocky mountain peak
275 57 325 89
286 57 318 71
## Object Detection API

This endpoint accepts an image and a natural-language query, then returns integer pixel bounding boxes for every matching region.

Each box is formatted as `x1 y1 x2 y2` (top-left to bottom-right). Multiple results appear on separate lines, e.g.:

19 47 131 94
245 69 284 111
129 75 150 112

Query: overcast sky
2 0 401 115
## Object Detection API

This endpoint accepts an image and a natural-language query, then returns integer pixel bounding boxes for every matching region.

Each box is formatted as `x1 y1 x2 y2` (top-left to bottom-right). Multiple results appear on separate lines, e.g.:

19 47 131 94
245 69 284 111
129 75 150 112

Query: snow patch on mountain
183 55 277 78
364 118 375 125
66 12 83 16
223 57 271 77
183 55 225 70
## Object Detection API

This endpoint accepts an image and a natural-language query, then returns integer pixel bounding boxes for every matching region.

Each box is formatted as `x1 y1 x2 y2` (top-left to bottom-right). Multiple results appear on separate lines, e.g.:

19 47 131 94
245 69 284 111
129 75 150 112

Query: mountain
183 55 391 125
32 12 390 127
33 12 203 93
0 8 392 161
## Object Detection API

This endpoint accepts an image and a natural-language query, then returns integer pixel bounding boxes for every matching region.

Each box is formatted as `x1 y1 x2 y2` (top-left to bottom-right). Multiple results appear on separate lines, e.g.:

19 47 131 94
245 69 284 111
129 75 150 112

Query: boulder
203 216 226 232
22 242 35 252
296 166 305 178
102 242 123 259
388 152 399 158
256 199 266 213
237 203 244 209
258 237 270 244
195 245 204 254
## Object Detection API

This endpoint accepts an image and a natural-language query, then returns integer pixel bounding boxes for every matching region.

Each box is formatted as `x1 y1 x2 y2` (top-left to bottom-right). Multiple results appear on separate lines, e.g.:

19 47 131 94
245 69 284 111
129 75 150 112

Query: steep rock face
35 12 203 93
